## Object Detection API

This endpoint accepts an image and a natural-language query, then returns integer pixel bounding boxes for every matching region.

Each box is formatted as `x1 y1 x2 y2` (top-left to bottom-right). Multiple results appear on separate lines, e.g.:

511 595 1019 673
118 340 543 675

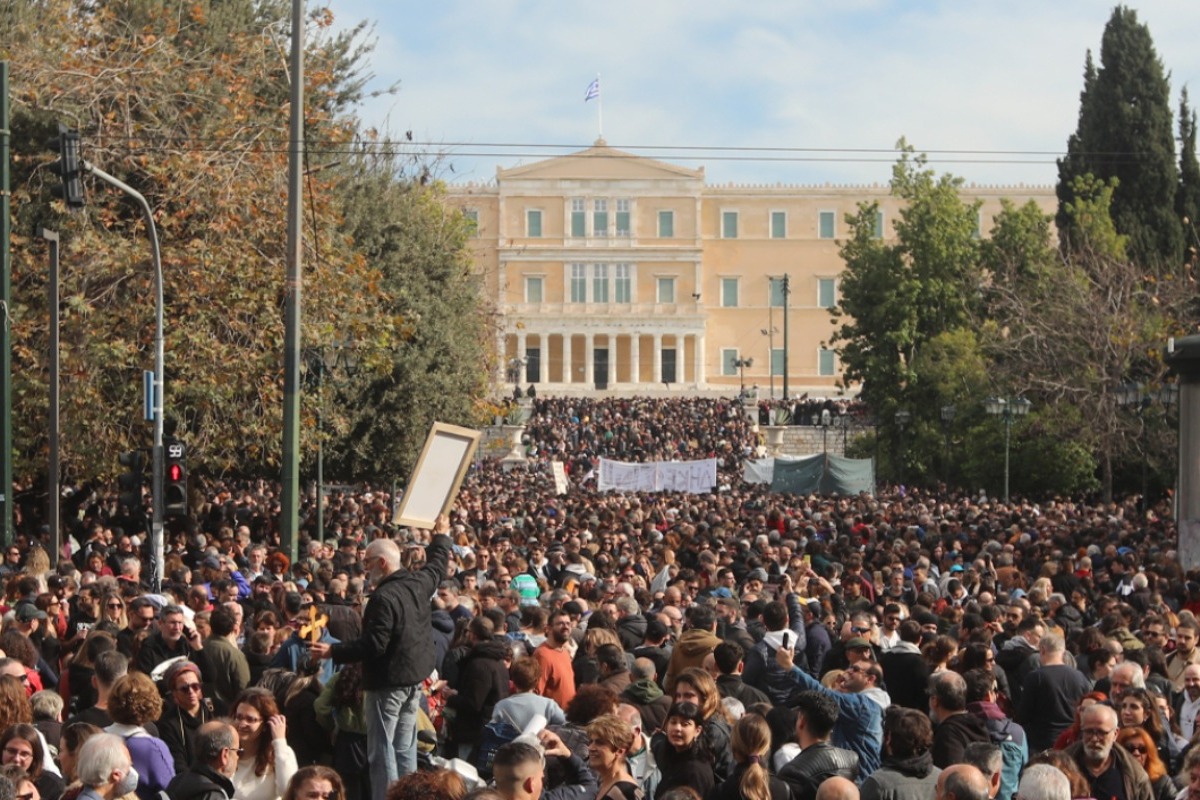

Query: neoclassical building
449 142 1055 397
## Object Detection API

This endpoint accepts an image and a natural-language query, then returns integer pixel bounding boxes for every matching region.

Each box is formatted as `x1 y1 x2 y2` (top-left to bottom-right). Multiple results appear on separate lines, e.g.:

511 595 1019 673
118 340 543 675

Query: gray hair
30 690 63 722
1111 662 1145 689
614 597 639 616
1039 632 1066 655
77 733 131 788
1017 764 1070 800
194 721 237 764
365 538 401 572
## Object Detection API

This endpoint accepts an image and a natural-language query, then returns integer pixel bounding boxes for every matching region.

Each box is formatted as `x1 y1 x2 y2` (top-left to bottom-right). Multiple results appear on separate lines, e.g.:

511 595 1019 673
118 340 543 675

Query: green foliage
1178 88 1200 250
1056 6 1183 268
830 142 982 483
3 0 485 483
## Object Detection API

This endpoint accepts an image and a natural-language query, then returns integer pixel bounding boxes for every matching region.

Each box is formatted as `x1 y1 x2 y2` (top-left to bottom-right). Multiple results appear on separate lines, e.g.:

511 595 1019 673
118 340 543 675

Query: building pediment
498 139 704 183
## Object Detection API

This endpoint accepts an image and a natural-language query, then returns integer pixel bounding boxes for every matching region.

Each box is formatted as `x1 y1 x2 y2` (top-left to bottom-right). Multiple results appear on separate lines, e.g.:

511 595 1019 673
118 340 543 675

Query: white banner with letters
597 458 718 494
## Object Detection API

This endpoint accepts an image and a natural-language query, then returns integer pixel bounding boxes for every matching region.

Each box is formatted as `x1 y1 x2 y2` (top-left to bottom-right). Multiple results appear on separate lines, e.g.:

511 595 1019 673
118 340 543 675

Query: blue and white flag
584 78 600 102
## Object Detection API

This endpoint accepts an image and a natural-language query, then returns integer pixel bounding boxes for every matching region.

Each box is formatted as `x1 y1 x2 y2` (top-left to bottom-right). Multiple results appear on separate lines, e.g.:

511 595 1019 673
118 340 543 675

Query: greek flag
584 78 600 102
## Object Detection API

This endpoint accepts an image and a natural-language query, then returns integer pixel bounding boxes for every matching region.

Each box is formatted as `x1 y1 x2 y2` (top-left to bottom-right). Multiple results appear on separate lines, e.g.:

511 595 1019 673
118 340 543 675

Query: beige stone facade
449 141 1056 397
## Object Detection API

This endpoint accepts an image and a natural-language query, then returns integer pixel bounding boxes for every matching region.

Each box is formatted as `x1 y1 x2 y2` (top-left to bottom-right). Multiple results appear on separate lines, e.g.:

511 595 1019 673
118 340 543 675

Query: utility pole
40 229 60 564
782 274 791 401
1 62 11 545
280 0 306 565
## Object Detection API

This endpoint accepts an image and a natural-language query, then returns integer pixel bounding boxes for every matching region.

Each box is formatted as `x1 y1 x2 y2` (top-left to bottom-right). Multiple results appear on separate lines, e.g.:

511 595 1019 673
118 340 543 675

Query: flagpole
596 73 603 140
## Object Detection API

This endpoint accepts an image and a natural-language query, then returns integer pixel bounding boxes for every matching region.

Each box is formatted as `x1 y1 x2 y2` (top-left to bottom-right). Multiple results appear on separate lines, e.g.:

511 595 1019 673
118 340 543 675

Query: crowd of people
0 395 1193 800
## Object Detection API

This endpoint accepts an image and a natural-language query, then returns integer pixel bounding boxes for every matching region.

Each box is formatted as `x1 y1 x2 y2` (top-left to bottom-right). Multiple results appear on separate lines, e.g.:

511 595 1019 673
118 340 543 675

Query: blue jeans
365 684 421 800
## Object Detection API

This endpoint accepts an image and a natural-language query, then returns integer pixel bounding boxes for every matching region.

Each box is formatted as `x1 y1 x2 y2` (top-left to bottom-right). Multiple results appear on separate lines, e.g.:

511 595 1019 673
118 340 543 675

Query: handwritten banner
597 458 718 494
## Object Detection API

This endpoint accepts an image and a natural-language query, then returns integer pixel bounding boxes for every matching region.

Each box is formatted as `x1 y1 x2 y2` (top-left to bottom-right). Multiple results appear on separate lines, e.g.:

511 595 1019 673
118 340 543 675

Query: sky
326 1 1200 189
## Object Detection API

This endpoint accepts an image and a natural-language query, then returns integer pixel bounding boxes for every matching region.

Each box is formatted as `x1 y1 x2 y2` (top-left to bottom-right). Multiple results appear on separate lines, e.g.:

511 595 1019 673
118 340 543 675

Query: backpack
475 719 522 779
986 717 1028 800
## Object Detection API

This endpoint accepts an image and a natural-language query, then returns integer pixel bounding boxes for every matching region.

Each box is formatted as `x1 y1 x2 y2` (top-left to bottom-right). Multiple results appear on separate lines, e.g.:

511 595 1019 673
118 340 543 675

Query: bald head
816 777 859 800
937 765 989 800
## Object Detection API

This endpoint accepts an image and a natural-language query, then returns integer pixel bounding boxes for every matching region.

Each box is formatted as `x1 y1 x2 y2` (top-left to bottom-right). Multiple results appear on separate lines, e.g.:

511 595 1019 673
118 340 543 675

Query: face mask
116 766 139 797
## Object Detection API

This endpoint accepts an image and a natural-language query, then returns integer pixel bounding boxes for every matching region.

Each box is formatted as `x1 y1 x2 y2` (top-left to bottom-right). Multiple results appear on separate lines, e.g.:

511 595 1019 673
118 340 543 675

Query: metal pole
782 274 790 402
79 163 164 590
1141 414 1149 513
41 229 60 564
1 62 12 546
316 355 324 543
1003 411 1012 505
280 0 305 565
768 301 775 400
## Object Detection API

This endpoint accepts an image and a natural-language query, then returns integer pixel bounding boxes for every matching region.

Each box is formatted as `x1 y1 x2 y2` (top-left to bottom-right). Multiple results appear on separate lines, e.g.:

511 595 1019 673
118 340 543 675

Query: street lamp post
761 323 778 400
1115 382 1179 510
894 409 911 486
734 356 753 396
985 396 1032 504
940 404 957 487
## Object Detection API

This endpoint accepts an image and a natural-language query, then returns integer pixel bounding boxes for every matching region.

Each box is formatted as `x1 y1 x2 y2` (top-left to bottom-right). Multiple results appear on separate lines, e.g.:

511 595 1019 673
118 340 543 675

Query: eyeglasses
175 683 202 693
223 747 245 756
1124 744 1147 754
1081 728 1115 739
234 714 262 725
3 746 32 760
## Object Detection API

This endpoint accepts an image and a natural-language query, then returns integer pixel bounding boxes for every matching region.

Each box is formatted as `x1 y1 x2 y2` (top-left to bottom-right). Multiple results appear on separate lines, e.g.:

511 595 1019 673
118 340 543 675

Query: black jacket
164 763 235 800
331 534 451 689
447 638 511 745
715 673 770 709
135 631 194 675
709 764 790 800
778 741 860 800
931 712 992 769
158 699 220 773
617 614 648 651
651 735 716 800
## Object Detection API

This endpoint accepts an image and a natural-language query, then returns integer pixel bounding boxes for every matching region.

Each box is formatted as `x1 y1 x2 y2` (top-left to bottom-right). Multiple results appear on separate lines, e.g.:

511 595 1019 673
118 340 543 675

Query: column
563 332 573 385
607 333 617 384
653 333 662 383
694 333 706 388
630 334 641 387
585 333 595 386
517 332 527 382
538 334 549 384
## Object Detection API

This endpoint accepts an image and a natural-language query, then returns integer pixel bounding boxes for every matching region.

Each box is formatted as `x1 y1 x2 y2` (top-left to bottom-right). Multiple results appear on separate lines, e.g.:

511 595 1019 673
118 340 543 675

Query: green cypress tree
1177 88 1200 260
1056 6 1182 269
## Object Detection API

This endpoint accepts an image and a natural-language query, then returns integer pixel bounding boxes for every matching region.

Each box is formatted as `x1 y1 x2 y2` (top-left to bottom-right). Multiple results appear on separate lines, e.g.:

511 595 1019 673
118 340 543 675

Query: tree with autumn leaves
2 0 491 486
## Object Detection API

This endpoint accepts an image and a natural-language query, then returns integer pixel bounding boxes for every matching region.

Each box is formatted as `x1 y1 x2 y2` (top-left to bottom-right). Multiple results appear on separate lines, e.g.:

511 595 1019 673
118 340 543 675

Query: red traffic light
168 463 183 482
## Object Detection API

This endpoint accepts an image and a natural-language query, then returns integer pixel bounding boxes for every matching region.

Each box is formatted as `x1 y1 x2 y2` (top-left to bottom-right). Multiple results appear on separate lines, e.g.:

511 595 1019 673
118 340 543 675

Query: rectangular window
463 208 479 236
818 278 836 309
570 263 587 303
571 199 586 237
771 348 784 376
722 210 739 239
525 277 543 304
769 277 786 308
818 210 835 239
616 199 631 236
818 348 836 376
873 210 885 239
593 199 608 237
615 264 632 304
721 277 739 308
658 210 674 238
657 277 676 304
722 349 740 377
526 209 543 238
593 263 609 303
771 211 787 239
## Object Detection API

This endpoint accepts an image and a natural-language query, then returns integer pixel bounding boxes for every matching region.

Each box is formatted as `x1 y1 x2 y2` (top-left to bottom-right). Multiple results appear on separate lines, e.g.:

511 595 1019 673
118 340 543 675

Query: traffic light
117 450 146 514
46 123 85 209
164 438 188 517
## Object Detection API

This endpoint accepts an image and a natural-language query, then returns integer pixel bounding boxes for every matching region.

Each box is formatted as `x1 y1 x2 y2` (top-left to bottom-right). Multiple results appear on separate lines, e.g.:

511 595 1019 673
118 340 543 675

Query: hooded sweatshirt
931 711 992 769
664 629 721 689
